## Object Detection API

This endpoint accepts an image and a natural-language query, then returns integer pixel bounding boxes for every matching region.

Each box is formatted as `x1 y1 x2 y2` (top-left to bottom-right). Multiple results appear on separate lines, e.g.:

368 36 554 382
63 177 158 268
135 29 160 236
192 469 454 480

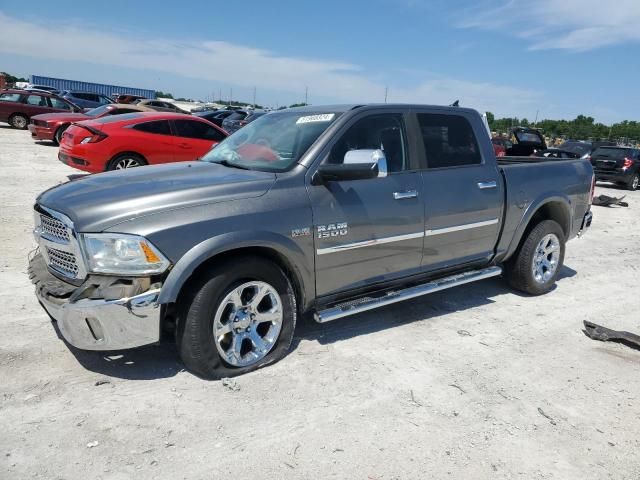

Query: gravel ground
1 125 639 480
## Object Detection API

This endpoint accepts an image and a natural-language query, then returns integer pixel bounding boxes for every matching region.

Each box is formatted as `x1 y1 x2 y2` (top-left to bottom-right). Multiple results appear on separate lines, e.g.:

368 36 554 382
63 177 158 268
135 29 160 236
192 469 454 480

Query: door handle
178 142 192 149
477 181 497 190
393 190 418 200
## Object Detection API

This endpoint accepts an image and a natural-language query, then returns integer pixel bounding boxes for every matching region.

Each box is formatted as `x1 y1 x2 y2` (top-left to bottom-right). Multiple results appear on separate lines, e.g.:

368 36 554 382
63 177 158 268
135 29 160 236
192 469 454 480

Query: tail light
589 174 595 206
77 125 107 144
623 157 633 169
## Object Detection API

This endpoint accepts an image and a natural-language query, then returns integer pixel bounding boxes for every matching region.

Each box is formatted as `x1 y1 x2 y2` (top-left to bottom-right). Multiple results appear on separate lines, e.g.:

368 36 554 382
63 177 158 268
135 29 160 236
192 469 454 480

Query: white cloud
458 0 640 51
0 12 538 116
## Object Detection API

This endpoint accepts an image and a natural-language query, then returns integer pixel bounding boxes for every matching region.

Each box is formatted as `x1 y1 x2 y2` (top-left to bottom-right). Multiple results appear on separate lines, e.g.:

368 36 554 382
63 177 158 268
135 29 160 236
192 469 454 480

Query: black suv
590 146 640 190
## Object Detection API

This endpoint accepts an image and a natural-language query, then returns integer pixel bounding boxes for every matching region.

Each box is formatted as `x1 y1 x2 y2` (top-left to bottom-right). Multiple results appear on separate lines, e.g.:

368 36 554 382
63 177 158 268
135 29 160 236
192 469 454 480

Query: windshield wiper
215 159 252 170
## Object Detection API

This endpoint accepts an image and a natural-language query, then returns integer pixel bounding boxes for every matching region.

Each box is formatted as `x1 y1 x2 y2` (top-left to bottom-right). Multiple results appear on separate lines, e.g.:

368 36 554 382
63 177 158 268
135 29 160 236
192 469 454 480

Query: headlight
81 233 170 275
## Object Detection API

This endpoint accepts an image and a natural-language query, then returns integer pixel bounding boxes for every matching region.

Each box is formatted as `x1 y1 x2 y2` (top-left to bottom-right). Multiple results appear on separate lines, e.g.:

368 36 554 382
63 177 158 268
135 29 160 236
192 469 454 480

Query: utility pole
384 86 388 103
534 109 539 125
218 88 222 103
229 88 232 106
304 86 308 105
253 87 256 108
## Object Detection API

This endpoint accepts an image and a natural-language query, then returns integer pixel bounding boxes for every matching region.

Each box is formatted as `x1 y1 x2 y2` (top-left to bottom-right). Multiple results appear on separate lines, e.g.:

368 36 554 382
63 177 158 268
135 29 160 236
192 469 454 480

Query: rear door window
0 93 22 102
132 120 171 135
173 119 225 141
49 97 72 110
417 113 482 168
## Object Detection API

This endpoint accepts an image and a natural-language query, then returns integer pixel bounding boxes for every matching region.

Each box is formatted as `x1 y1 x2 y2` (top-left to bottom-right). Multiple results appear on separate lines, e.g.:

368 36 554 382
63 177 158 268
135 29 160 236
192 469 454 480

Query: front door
414 111 503 270
308 112 425 297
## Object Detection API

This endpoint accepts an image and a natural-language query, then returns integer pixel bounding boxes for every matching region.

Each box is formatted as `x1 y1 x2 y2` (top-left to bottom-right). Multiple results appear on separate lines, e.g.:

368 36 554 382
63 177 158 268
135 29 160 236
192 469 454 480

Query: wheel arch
503 197 572 262
158 232 313 314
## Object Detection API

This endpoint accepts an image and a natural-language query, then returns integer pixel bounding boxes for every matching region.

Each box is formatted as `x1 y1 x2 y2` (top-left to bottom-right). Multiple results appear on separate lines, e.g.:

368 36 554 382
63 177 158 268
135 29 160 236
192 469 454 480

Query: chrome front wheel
532 233 560 284
213 281 283 368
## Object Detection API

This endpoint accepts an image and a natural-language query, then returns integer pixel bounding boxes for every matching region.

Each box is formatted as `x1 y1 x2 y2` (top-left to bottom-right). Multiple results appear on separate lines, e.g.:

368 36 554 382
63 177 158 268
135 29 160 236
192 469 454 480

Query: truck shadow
55 265 576 380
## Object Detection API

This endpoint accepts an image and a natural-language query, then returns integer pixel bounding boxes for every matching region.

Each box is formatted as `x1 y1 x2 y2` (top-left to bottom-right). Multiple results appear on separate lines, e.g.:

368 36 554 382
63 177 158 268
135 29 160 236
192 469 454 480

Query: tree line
487 112 640 142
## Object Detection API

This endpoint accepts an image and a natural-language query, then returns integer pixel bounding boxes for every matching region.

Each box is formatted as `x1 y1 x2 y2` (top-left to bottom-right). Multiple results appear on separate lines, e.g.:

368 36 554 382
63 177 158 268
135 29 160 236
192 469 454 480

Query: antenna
304 86 308 105
384 86 388 103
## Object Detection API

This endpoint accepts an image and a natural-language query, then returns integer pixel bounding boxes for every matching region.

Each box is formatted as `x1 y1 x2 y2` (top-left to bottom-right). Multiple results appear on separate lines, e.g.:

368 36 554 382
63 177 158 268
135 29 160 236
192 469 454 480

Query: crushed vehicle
29 104 594 378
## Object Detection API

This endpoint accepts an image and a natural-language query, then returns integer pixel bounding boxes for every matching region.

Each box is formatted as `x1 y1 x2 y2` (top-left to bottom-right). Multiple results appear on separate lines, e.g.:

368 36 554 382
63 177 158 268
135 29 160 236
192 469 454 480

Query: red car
0 89 81 129
29 103 155 145
58 112 228 173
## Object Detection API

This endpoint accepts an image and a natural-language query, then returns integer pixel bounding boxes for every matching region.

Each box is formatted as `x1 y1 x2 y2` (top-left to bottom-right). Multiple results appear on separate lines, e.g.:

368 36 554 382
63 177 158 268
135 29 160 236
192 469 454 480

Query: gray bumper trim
36 286 162 351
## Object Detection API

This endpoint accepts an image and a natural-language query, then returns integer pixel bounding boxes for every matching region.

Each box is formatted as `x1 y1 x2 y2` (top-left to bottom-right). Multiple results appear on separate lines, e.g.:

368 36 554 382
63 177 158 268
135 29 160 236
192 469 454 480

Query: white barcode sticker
296 113 335 124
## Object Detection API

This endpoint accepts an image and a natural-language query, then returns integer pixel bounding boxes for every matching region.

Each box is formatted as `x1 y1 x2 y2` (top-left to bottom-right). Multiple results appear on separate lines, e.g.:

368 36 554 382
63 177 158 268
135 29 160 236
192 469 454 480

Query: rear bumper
29 252 162 351
28 124 55 141
594 170 634 183
578 210 593 237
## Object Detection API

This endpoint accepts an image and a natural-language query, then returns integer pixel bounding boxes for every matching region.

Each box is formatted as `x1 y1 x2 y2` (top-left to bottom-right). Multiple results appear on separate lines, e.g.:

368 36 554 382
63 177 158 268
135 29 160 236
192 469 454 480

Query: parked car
557 140 593 158
193 109 237 128
531 148 581 159
590 146 640 190
25 85 60 94
0 89 81 129
28 103 155 145
505 127 547 156
29 104 594 378
57 112 227 172
59 91 114 109
221 110 251 134
114 94 147 104
491 137 512 157
136 99 190 114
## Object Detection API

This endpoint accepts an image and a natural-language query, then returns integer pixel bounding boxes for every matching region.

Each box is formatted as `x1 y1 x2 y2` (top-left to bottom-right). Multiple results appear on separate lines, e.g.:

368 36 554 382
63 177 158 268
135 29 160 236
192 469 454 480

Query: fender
157 230 314 308
501 193 572 262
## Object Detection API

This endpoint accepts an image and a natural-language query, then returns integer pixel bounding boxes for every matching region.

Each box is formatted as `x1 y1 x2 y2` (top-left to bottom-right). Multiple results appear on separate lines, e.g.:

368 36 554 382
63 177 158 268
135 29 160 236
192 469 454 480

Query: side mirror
313 149 388 184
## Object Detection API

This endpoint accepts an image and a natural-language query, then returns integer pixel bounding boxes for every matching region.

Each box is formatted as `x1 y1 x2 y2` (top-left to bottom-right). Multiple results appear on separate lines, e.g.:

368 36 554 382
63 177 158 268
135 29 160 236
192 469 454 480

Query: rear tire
9 114 28 130
504 220 565 296
176 256 297 379
627 173 639 191
107 153 147 171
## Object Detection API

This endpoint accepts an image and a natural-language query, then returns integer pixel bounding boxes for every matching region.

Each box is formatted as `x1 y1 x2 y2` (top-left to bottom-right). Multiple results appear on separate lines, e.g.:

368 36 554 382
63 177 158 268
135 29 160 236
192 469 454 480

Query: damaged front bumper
29 252 163 351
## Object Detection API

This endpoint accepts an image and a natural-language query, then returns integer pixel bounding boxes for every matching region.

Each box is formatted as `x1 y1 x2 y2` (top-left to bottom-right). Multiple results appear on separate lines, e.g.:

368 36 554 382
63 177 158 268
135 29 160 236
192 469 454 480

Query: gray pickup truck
29 104 594 378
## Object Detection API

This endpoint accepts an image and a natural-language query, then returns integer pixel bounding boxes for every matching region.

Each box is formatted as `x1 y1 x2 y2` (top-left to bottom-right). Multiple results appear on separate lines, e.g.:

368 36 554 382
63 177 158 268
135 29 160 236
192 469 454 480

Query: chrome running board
315 266 502 323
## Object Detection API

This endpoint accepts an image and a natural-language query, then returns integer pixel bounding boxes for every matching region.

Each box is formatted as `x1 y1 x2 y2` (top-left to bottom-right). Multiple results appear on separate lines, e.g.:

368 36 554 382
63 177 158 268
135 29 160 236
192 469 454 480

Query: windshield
201 111 341 171
85 105 110 117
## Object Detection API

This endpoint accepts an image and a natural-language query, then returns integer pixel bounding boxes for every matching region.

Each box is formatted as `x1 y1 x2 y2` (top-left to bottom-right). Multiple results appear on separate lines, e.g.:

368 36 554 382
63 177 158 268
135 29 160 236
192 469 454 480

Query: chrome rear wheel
532 233 560 284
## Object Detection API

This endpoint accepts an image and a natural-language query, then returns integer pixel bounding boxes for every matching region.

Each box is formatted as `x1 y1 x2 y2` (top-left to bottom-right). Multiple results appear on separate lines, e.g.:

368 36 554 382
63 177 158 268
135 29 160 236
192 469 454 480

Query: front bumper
29 253 162 351
28 124 55 141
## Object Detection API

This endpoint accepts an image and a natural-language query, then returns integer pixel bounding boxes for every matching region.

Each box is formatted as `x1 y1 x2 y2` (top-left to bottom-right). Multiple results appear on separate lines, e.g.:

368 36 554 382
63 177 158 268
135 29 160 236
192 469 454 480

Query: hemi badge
291 227 311 238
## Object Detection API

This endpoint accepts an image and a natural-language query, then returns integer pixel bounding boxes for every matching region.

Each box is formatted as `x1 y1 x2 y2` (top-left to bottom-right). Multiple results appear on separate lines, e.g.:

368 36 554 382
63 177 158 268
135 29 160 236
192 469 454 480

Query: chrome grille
40 215 70 243
46 247 79 278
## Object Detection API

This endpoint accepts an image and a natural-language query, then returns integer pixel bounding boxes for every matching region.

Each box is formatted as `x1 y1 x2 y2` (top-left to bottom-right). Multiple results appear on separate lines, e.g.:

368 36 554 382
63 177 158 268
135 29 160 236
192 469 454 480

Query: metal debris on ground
592 195 629 207
583 321 640 350
537 407 557 426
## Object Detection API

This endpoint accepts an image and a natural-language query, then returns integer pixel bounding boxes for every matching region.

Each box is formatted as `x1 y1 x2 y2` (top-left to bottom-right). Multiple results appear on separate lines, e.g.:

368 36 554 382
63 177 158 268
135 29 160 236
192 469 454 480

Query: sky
0 0 638 123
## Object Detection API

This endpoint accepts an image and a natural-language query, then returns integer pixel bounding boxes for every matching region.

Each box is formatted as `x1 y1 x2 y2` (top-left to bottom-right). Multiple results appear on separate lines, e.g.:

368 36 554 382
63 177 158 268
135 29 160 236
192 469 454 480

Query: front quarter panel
108 172 316 309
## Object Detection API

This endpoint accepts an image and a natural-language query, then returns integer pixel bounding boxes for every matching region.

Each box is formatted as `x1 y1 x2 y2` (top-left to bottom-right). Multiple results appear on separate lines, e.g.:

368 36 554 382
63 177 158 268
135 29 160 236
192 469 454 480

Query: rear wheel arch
505 199 571 262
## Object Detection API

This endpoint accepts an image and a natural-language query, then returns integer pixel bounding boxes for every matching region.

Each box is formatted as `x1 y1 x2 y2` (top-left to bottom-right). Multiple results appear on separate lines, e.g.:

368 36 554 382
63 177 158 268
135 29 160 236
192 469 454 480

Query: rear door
308 110 425 297
414 110 503 270
171 119 226 160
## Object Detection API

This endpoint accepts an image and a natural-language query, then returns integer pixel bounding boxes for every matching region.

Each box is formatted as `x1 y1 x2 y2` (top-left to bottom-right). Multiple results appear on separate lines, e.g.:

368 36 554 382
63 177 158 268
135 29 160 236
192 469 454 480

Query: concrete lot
1 125 639 480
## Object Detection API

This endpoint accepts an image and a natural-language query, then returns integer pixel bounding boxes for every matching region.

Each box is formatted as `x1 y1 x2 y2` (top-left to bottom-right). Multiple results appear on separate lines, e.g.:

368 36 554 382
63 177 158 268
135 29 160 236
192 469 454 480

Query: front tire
53 125 68 145
176 257 297 379
504 220 565 295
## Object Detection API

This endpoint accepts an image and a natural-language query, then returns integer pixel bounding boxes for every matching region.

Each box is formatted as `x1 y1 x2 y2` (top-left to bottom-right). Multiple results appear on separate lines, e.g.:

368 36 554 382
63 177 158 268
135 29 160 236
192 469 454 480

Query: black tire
627 173 639 191
176 256 297 379
504 220 565 296
107 153 147 171
53 125 68 146
9 114 28 130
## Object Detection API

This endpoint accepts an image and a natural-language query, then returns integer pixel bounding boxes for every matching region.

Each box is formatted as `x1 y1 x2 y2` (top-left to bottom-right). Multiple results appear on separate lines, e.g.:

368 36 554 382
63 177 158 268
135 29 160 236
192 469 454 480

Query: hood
32 112 90 122
37 162 276 232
